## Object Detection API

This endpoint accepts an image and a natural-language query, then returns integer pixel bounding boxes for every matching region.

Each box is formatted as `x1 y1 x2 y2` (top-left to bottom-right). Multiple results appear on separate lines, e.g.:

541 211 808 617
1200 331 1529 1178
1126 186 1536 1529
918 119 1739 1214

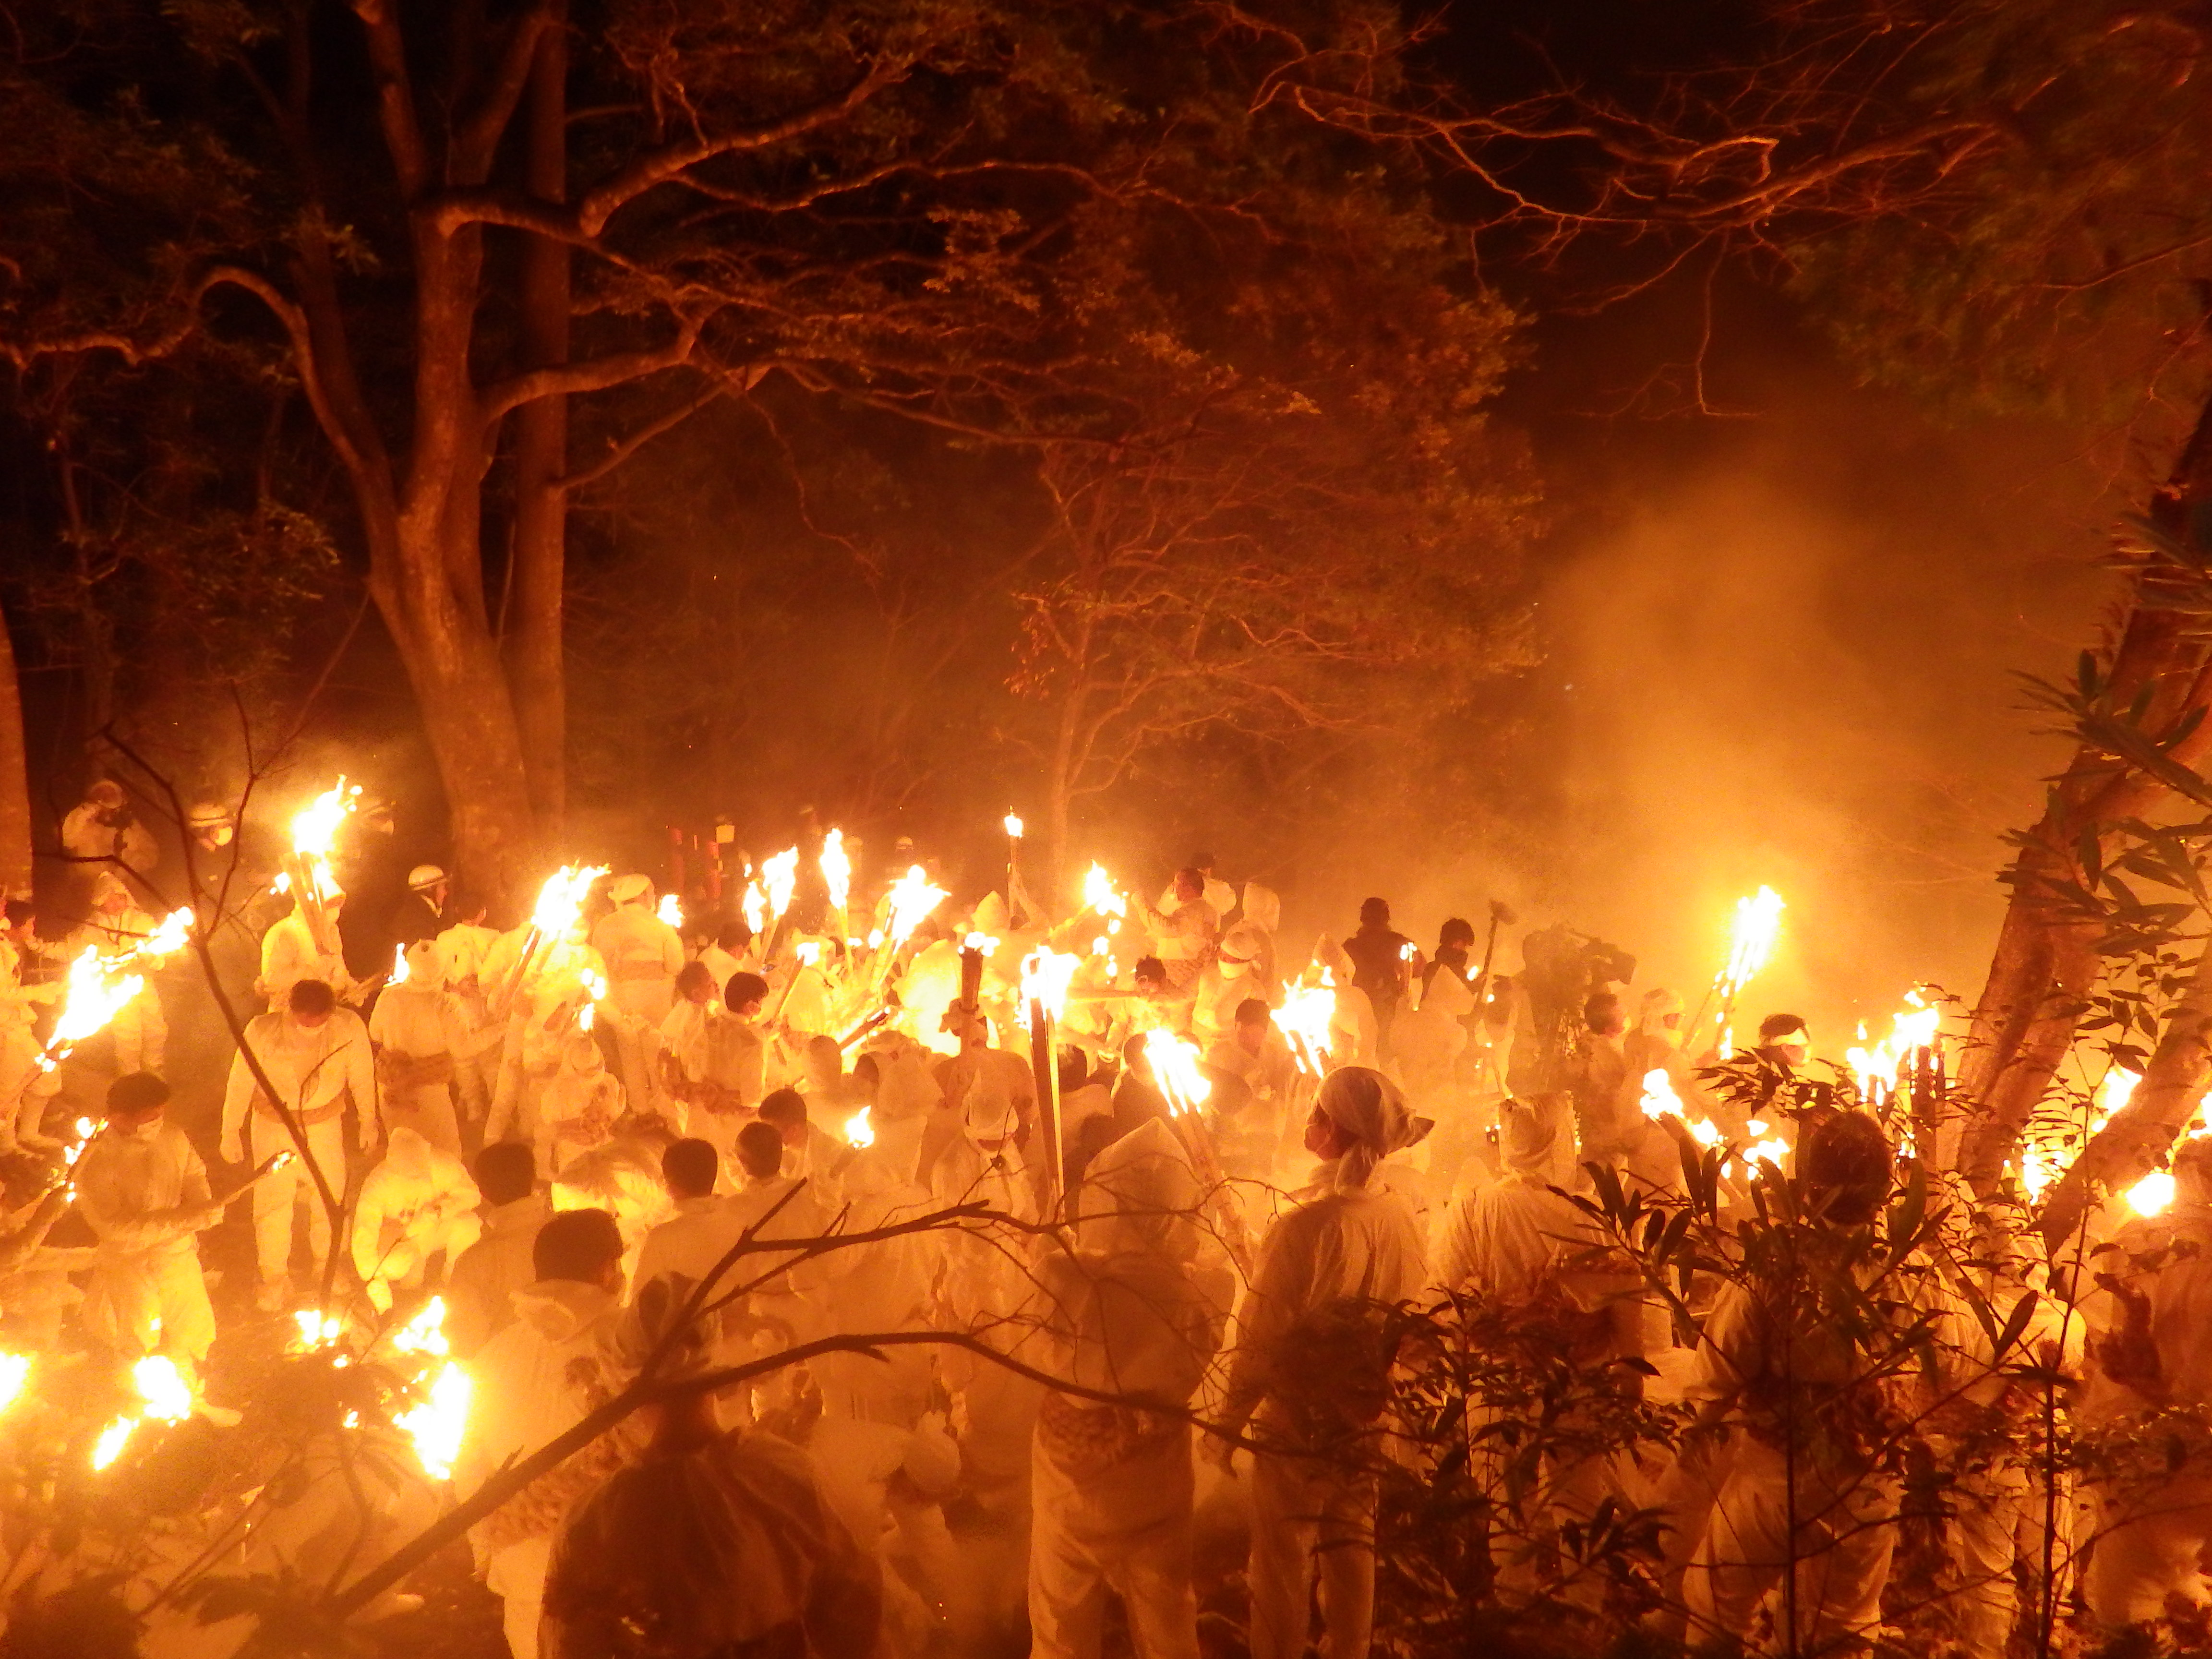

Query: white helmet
407 864 447 893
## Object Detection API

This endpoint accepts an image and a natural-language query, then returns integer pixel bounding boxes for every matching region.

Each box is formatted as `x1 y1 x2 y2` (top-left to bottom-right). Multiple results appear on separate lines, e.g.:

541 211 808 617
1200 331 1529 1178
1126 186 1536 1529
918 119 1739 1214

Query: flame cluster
885 866 949 946
1721 887 1785 999
1142 1028 1213 1115
1021 947 1082 1021
1276 974 1337 1074
1846 990 1941 1098
531 863 609 941
289 780 361 903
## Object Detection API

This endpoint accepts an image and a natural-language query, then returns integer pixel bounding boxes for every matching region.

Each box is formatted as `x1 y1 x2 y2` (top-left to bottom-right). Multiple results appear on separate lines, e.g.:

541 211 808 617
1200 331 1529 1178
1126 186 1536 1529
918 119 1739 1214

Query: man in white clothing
1029 1118 1233 1659
457 1208 634 1659
55 871 169 1073
591 874 684 1025
61 780 156 880
1215 1067 1426 1659
259 891 358 1009
75 1072 226 1385
446 1142 548 1359
370 938 473 1153
351 1124 481 1311
222 978 377 1308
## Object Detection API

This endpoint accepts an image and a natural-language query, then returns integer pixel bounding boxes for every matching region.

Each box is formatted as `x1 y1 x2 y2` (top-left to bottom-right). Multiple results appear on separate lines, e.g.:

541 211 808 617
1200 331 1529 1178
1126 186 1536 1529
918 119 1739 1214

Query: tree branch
477 319 705 426
348 0 432 201
576 58 913 236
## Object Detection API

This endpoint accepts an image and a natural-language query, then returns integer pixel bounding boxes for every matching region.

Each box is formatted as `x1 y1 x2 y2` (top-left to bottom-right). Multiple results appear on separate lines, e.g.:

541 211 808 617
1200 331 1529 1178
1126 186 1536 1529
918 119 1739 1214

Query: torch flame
2092 1066 2140 1138
843 1106 875 1149
819 830 850 913
290 781 357 862
1639 1068 1684 1121
530 863 610 942
963 931 998 955
885 866 949 947
658 892 684 929
1743 1137 1791 1171
132 1355 192 1423
0 1355 27 1415
1080 863 1127 920
396 1361 472 1482
1721 886 1785 998
742 881 767 938
1276 975 1338 1074
391 1296 451 1357
2128 1169 2177 1217
1142 1028 1213 1116
389 943 410 987
762 848 799 920
1846 989 1941 1097
1004 814 1024 839
50 947 145 1057
1020 947 1083 1021
290 1309 344 1352
91 1416 136 1470
137 909 192 962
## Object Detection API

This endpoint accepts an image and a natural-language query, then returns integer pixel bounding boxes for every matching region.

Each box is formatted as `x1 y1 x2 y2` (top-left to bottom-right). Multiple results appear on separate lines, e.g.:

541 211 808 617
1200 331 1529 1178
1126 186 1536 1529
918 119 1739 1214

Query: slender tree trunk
0 594 31 898
2037 934 2212 1246
1955 385 2212 1189
508 4 570 832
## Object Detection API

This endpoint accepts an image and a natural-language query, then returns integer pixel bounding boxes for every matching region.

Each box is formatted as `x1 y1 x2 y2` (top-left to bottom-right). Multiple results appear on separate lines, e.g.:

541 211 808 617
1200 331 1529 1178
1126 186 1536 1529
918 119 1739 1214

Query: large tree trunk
508 4 569 832
1955 386 2212 1190
2037 934 2212 1246
0 594 31 898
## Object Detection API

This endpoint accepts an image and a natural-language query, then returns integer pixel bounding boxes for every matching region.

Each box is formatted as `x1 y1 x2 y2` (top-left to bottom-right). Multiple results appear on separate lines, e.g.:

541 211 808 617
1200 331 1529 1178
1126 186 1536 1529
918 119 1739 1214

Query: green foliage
1772 0 2212 423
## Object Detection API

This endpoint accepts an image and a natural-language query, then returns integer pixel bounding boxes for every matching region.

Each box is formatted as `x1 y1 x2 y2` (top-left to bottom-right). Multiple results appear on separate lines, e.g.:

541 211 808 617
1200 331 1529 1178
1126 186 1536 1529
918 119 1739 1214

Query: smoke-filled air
6 4 2212 1659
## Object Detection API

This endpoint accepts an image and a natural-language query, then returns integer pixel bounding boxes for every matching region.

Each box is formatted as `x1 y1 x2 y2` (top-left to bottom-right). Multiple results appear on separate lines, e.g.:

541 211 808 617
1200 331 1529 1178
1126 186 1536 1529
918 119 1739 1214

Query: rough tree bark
507 1 569 836
1956 384 2212 1190
0 594 31 898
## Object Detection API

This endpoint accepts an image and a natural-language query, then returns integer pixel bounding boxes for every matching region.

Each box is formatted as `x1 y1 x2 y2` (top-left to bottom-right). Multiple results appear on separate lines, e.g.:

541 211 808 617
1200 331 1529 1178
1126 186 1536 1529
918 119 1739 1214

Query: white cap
610 874 652 905
407 864 446 892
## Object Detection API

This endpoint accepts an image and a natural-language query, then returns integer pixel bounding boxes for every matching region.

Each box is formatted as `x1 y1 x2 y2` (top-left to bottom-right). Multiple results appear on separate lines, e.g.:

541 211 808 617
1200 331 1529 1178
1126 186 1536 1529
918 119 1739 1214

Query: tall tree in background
0 597 28 897
0 0 1530 902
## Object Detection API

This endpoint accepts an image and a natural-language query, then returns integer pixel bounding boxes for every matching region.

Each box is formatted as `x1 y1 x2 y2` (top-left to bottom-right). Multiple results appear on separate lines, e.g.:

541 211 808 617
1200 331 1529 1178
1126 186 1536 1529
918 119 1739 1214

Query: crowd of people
5 781 2212 1658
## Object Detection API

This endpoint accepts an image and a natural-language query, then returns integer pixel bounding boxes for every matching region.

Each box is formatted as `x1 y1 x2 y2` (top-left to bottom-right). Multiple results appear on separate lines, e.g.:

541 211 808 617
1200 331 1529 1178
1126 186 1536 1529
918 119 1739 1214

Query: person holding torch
222 978 377 1310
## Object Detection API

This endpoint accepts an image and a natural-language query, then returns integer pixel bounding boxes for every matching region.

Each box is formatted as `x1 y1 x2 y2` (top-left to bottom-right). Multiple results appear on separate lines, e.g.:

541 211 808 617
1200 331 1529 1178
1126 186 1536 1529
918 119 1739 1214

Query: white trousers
2085 1469 2212 1628
1029 1427 1201 1659
84 1239 216 1374
245 1116 348 1291
1247 1445 1379 1659
487 1532 552 1659
1684 1438 1896 1653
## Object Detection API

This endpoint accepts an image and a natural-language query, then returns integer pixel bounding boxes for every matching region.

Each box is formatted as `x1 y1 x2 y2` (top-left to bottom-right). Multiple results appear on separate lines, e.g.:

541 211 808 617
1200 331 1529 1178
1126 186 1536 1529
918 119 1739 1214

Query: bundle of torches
24 787 2205 1484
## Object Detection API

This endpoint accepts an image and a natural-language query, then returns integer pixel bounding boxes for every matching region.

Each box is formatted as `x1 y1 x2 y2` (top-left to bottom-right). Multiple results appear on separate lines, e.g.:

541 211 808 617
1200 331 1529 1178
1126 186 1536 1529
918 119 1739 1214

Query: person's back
445 1142 546 1358
542 1281 879 1659
458 1208 636 1659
